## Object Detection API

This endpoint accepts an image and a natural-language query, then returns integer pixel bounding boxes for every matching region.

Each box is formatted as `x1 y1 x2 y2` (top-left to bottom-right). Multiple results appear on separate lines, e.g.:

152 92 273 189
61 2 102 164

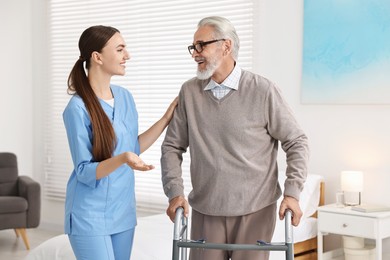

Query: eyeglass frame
187 39 226 55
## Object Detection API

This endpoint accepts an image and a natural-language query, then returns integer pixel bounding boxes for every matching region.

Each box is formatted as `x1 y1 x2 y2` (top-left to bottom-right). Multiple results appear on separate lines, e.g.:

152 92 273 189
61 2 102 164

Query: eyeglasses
187 39 225 55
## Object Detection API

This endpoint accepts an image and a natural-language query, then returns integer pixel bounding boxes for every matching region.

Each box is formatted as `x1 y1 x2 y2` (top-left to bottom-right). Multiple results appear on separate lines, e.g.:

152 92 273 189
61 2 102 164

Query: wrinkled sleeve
63 103 99 188
265 83 310 200
160 88 188 200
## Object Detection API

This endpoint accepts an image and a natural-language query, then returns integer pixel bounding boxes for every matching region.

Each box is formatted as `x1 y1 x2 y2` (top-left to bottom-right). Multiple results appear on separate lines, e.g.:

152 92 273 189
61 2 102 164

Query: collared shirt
204 64 241 99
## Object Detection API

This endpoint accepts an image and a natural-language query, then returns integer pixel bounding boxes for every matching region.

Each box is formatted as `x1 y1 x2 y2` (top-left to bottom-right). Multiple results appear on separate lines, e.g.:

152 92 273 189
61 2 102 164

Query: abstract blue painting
301 0 390 104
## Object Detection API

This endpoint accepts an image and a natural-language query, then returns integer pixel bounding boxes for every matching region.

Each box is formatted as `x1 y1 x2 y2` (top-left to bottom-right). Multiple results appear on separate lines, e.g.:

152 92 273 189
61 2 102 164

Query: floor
0 228 62 260
0 211 156 260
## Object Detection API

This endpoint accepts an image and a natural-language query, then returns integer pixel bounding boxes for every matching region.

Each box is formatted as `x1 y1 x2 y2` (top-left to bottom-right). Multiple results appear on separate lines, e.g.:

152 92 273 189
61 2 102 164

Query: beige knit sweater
161 69 309 216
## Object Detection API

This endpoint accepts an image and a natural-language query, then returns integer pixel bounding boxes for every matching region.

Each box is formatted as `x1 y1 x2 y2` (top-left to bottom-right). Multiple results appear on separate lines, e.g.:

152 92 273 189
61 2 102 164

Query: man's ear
91 51 103 65
223 39 232 56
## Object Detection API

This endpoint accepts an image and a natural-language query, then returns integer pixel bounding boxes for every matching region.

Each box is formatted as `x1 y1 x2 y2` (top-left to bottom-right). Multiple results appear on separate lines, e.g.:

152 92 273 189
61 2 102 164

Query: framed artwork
301 0 390 104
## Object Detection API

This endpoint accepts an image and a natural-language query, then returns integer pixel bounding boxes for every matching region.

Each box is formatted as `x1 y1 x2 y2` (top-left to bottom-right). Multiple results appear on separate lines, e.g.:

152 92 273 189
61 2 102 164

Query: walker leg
284 210 294 260
172 240 179 260
286 243 293 260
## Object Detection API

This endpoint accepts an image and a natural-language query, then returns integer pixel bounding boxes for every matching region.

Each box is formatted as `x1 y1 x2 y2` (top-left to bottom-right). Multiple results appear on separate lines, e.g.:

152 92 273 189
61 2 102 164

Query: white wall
2 0 390 249
256 0 390 208
0 0 33 177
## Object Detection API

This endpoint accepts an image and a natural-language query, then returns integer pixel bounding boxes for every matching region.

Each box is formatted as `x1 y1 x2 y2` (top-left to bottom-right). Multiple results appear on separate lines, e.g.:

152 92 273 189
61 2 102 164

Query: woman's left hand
163 96 179 123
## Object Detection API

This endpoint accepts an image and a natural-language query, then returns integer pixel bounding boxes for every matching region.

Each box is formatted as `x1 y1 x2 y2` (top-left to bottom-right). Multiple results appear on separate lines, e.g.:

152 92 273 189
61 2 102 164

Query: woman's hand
162 96 178 123
138 96 179 154
123 152 154 171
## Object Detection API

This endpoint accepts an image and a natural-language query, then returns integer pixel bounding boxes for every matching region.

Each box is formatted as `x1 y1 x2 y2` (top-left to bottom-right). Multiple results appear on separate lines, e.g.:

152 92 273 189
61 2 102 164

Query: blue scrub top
63 85 140 236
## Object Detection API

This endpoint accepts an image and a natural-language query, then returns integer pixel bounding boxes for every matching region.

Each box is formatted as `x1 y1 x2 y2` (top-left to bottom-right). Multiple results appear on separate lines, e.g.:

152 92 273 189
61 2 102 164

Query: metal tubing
172 207 294 260
173 207 184 240
181 216 188 260
177 241 288 251
284 209 294 259
284 210 293 243
286 243 294 260
172 240 179 260
172 207 184 260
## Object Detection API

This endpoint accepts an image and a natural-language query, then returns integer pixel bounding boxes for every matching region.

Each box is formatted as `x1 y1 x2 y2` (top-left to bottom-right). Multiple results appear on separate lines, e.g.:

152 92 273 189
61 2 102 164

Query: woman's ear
91 51 103 65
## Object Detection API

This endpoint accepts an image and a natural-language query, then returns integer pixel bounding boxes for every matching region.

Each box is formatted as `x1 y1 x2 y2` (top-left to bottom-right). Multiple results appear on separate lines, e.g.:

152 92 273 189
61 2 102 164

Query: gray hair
198 16 240 60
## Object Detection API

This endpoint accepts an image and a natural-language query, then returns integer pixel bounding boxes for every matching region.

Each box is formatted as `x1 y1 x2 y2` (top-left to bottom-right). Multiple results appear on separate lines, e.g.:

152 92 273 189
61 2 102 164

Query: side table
317 204 390 260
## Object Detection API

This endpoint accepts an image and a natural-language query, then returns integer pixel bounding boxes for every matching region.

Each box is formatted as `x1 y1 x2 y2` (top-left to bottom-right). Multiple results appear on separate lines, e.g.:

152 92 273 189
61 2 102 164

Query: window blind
45 0 255 213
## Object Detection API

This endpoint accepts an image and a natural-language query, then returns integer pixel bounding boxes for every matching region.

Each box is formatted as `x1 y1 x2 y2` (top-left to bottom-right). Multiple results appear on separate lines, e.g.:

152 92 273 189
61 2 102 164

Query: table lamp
341 171 363 206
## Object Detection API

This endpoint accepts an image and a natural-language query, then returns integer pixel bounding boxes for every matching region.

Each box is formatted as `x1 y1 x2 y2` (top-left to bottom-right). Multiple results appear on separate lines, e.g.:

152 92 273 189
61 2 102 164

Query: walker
172 207 294 260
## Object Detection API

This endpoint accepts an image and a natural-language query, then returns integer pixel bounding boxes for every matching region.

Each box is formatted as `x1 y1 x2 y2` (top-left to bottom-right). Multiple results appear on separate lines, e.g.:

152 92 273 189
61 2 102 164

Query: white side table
317 204 390 260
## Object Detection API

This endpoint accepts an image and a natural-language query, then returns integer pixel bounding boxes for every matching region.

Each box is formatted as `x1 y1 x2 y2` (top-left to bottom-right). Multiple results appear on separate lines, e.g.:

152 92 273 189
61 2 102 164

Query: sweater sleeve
160 88 189 200
265 83 310 200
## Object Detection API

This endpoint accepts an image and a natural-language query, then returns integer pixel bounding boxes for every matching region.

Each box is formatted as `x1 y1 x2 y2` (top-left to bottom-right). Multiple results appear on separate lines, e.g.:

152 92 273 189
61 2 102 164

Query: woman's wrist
120 152 129 164
160 115 170 126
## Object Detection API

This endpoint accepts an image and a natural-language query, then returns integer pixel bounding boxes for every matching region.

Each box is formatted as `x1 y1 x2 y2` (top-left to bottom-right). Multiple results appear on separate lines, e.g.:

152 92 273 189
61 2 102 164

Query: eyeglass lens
187 39 225 55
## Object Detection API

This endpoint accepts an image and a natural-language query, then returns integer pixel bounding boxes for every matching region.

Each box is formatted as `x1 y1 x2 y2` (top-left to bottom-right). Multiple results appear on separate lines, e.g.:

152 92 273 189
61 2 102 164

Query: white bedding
25 174 323 260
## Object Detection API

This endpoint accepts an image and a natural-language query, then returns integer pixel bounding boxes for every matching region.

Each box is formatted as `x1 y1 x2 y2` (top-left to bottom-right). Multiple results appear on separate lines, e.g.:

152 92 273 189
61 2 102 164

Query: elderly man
161 16 309 260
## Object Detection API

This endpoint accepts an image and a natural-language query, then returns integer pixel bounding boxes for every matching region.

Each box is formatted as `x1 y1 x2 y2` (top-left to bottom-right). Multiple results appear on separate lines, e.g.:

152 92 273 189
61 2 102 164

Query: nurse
63 25 177 260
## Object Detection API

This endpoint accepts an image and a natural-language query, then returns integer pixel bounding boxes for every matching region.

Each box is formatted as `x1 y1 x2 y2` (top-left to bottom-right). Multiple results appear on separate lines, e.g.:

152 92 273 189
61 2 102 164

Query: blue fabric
68 228 135 260
63 85 140 236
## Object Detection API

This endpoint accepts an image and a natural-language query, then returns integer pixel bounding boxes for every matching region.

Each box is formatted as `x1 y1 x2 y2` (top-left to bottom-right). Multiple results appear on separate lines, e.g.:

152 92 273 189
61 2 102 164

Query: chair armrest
18 176 41 228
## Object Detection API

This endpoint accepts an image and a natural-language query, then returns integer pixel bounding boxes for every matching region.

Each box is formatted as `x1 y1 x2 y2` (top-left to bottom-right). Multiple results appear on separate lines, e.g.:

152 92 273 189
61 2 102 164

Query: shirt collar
204 64 241 91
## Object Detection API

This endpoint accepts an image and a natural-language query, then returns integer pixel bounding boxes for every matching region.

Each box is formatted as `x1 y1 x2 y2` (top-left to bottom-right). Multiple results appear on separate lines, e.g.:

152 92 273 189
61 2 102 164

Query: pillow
278 173 324 218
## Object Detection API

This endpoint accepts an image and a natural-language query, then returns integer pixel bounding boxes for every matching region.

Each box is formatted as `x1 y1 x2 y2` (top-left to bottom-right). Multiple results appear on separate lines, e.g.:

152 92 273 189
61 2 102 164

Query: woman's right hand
123 152 154 171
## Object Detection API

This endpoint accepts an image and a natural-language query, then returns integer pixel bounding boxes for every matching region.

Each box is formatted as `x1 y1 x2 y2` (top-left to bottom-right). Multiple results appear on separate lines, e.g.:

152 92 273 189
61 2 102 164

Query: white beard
196 56 220 80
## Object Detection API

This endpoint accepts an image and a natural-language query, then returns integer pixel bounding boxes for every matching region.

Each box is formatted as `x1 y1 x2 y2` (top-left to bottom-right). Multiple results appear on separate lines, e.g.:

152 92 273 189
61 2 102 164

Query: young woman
63 25 177 260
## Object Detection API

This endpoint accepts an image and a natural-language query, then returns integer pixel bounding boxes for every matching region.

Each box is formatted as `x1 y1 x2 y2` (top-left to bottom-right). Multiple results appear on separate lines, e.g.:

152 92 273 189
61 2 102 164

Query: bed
25 174 324 260
289 174 325 260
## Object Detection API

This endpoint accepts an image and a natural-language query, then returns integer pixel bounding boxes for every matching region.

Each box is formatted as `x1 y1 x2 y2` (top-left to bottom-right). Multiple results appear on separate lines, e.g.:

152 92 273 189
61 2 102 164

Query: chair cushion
0 196 28 213
0 152 18 183
0 182 18 196
0 167 18 183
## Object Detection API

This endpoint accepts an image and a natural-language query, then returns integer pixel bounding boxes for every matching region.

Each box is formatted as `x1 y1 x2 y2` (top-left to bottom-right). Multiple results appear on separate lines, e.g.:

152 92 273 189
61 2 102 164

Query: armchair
0 152 41 250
